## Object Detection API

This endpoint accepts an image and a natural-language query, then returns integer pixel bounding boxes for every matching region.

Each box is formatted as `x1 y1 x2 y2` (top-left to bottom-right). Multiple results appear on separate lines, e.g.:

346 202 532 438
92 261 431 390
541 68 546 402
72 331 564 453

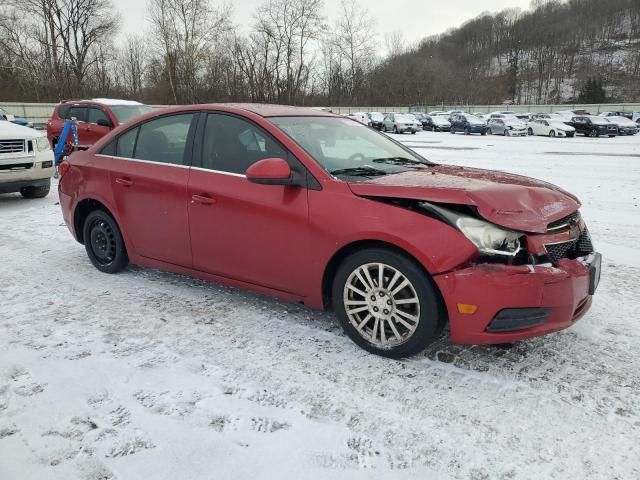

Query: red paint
58 103 596 346
245 158 292 181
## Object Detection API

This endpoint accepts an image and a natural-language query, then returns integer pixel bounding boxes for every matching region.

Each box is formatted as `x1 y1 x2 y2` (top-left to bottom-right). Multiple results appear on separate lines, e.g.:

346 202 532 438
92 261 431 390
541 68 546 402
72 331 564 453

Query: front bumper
433 254 600 344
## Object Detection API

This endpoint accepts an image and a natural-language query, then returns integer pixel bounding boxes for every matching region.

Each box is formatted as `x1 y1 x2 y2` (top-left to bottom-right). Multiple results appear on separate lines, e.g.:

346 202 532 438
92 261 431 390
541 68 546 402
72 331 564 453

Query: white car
0 121 55 198
346 112 370 126
528 119 576 138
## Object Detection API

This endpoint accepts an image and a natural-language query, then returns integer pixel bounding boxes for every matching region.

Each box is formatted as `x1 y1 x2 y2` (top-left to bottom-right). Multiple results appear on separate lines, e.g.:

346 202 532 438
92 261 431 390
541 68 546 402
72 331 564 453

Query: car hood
0 120 41 140
348 165 581 233
549 121 574 130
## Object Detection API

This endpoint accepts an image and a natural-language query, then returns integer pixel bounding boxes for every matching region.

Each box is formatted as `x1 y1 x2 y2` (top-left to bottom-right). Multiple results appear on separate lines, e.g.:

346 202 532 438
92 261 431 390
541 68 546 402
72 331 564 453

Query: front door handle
192 194 216 205
115 177 133 187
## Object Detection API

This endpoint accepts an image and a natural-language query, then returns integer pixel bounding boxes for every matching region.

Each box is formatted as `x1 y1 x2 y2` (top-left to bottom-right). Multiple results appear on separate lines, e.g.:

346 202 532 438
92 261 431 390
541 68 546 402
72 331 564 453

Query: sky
112 0 533 50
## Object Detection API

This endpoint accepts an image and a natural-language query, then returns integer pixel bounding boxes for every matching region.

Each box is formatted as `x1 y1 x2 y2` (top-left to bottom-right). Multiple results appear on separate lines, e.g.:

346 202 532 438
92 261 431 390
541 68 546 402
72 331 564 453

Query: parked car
47 99 153 149
57 103 601 358
423 115 451 132
347 112 371 126
568 116 617 137
516 113 534 123
0 107 33 128
450 114 488 135
532 113 568 123
0 120 54 198
367 112 385 130
607 116 639 135
556 110 589 120
382 113 420 134
487 118 528 136
528 119 576 138
446 110 465 121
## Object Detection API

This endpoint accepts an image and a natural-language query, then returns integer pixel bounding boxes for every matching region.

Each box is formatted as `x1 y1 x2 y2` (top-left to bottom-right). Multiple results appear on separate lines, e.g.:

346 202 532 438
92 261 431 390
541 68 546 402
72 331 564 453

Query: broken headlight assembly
420 203 523 257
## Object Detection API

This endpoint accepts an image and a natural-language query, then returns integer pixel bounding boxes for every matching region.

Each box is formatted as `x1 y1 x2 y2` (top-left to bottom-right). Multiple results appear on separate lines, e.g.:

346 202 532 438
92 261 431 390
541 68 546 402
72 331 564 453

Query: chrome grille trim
0 139 26 154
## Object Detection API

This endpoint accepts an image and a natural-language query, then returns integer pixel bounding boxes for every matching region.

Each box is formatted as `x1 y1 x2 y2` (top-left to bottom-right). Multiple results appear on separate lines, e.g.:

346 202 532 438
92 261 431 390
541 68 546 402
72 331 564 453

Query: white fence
3 101 640 126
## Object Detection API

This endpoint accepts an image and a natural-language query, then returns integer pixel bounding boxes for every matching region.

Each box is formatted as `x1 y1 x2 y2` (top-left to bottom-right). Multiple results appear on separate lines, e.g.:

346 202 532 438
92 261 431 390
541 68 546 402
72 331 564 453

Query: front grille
545 229 594 263
547 211 581 231
0 139 25 154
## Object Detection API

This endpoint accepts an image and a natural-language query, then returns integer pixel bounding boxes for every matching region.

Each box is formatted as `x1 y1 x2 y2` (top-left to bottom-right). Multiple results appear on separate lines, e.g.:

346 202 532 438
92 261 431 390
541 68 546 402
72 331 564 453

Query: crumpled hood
348 165 581 233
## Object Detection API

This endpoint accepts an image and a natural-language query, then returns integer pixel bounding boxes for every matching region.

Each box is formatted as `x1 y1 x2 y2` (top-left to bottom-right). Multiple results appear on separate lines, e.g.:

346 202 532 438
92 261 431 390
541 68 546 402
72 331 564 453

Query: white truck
0 120 55 198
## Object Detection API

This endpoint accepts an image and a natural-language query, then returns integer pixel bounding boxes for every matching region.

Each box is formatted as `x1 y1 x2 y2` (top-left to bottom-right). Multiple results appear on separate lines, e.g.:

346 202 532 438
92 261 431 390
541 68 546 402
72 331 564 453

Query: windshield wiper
372 157 427 167
330 166 389 177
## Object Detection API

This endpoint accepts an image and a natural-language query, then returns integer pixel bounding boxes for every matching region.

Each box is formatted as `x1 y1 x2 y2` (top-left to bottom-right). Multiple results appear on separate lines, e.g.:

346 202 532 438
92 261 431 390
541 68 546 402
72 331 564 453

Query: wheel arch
321 240 448 323
73 198 115 245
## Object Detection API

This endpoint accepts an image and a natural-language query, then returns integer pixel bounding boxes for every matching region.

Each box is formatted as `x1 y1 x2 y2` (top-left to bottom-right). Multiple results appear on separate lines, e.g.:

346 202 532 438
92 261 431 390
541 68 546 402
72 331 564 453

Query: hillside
368 0 640 106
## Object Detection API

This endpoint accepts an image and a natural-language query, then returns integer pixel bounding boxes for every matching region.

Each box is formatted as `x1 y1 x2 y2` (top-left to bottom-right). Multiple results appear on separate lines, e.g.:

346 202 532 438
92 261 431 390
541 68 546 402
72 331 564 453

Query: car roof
59 98 146 107
211 103 336 118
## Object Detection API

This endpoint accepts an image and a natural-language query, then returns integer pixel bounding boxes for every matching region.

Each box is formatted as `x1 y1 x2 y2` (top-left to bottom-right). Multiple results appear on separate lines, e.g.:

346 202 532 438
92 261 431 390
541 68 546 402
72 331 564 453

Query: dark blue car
450 114 487 135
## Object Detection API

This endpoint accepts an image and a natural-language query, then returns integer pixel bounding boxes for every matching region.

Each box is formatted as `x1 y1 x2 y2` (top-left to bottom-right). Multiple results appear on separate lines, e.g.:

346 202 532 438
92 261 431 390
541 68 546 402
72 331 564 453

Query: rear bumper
433 255 599 345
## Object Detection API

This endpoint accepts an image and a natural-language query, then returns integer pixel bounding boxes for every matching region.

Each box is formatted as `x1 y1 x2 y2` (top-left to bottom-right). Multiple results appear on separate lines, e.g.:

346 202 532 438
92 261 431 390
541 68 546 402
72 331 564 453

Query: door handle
115 177 133 187
191 194 216 205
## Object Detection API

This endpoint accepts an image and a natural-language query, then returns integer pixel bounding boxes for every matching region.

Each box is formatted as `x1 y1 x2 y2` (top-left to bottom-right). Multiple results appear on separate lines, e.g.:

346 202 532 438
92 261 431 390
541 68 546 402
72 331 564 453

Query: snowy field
1 131 639 480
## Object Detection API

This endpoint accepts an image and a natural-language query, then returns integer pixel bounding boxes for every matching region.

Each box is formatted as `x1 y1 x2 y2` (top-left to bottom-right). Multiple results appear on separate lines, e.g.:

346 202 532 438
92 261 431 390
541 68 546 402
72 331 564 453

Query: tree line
1 0 639 107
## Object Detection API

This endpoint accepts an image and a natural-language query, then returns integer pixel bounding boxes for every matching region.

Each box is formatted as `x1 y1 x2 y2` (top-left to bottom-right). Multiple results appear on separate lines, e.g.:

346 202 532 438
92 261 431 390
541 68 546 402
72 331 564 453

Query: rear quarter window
57 105 71 119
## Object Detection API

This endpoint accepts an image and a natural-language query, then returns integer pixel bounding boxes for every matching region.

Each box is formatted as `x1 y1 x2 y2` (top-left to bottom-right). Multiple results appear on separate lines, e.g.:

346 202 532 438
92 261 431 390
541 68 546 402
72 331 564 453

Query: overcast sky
113 0 532 49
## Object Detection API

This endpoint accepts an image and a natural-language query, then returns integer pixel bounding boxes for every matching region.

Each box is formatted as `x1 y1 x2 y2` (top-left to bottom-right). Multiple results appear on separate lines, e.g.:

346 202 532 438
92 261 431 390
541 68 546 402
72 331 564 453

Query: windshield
433 116 449 124
590 117 610 125
110 105 154 124
369 112 384 121
612 116 633 125
270 116 430 179
466 115 484 125
396 114 415 122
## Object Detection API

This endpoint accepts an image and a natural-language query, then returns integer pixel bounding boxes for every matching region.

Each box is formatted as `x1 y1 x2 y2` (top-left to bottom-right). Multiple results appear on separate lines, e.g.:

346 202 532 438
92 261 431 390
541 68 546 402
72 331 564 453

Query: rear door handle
115 177 133 187
192 194 216 205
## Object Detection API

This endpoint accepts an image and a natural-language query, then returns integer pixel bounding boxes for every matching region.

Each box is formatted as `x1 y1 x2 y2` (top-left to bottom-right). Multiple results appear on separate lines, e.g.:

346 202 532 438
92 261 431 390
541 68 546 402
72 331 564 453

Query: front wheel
332 248 444 358
504 129 510 136
589 129 598 137
528 128 534 136
83 210 129 274
549 130 556 137
393 126 399 134
432 126 437 132
464 127 471 135
20 179 51 199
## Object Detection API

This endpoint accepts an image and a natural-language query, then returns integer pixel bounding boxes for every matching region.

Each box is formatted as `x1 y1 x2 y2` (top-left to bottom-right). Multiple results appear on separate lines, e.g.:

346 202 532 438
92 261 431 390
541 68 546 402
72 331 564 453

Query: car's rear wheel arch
322 240 448 319
74 198 114 244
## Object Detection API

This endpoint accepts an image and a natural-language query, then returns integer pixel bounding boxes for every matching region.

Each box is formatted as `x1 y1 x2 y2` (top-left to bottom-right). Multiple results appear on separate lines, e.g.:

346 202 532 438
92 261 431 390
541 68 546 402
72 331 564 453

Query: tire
331 248 444 358
528 128 534 136
20 179 50 199
411 131 416 135
83 209 129 274
487 127 492 135
393 126 399 134
549 130 556 137
504 129 510 137
464 127 471 135
589 129 598 137
432 126 437 132
450 128 455 134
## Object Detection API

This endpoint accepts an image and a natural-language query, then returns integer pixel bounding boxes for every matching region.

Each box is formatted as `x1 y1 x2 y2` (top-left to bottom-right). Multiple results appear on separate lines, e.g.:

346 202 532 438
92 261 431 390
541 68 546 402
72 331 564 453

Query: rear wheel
528 128 534 136
393 126 399 134
504 129 510 136
464 127 471 135
332 248 444 358
549 130 556 137
432 126 437 132
20 179 50 199
83 210 129 274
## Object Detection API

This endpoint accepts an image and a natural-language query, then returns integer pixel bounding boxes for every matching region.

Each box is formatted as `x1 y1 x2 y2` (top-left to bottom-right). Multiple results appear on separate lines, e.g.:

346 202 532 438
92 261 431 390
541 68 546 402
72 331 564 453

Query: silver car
382 113 420 134
487 118 528 137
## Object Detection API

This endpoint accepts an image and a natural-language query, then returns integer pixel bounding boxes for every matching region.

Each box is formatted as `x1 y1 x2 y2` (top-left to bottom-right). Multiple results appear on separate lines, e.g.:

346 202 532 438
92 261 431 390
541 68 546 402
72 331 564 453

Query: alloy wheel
343 263 420 348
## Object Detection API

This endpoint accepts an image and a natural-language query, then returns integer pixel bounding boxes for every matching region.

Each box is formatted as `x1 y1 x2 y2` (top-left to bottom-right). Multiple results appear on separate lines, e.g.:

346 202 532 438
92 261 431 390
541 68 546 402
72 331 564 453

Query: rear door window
134 114 195 165
67 106 88 122
117 128 138 158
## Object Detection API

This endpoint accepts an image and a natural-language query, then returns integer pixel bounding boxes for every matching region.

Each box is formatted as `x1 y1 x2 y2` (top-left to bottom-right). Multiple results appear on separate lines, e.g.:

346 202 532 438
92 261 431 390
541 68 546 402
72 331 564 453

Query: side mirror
97 118 113 128
246 158 293 186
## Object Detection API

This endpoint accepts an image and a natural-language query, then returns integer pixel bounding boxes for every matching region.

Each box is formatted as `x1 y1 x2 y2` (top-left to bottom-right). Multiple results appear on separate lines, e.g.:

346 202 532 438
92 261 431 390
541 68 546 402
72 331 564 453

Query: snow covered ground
1 131 639 480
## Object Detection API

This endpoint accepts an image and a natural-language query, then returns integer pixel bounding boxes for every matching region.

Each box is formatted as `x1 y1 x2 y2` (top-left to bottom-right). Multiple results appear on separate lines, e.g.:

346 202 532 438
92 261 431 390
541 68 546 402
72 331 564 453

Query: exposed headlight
35 136 51 152
420 203 523 257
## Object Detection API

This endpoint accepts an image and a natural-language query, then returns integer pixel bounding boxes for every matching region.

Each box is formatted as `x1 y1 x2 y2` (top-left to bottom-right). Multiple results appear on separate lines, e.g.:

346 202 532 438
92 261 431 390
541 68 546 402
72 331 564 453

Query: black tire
450 128 455 134
432 126 437 132
83 210 129 274
528 128 534 136
464 127 471 135
20 179 50 199
393 126 399 134
504 129 510 136
331 248 444 358
549 130 556 137
589 129 598 137
411 131 416 135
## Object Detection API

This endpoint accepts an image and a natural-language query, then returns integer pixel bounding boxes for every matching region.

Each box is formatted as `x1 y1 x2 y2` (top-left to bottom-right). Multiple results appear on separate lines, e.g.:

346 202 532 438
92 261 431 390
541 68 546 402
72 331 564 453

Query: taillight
58 160 71 177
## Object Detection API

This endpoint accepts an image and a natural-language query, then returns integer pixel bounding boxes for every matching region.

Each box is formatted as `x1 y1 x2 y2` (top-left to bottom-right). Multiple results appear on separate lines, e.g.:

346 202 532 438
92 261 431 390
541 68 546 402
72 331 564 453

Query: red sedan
57 104 601 357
